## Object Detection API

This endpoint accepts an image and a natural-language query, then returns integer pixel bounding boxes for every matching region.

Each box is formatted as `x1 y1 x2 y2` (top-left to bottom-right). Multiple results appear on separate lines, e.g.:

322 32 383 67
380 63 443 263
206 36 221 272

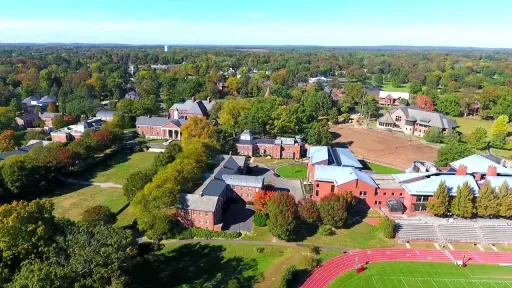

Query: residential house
135 116 187 140
178 155 267 231
169 97 216 120
40 95 57 105
0 140 51 162
51 118 103 142
235 130 304 160
22 96 42 106
39 112 62 129
95 110 118 121
378 91 410 106
15 113 39 129
376 105 457 137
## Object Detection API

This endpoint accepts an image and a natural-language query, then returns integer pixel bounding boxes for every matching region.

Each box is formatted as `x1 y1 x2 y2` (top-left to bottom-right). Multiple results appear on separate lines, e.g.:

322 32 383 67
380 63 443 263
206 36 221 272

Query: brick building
377 106 457 137
378 91 410 106
307 148 512 214
307 146 363 183
235 130 304 160
169 97 216 120
38 112 61 129
15 113 39 129
178 155 268 231
135 116 187 140
50 118 103 142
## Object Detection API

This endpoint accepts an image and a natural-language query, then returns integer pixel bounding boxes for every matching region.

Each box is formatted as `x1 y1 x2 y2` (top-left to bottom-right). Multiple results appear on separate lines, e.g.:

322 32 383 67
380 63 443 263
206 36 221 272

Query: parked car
163 139 172 145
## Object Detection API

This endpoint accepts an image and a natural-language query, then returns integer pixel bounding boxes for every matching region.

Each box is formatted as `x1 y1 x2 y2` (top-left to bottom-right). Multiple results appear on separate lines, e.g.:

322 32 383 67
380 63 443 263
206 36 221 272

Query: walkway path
301 248 512 288
160 239 348 252
62 178 123 188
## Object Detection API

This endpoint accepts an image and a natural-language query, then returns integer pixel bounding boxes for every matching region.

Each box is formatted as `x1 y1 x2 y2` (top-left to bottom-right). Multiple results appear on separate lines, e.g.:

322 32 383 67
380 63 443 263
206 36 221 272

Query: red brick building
169 97 216 120
135 116 187 140
378 91 410 106
236 130 304 160
15 113 39 129
50 119 103 142
178 194 223 231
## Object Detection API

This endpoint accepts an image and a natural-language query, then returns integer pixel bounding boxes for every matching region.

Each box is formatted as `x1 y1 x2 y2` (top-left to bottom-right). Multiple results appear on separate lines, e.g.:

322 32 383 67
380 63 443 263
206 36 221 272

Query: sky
1 0 512 47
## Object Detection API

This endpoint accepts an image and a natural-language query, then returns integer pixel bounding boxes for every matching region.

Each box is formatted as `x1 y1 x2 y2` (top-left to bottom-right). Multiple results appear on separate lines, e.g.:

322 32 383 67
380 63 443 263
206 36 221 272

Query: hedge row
176 228 242 240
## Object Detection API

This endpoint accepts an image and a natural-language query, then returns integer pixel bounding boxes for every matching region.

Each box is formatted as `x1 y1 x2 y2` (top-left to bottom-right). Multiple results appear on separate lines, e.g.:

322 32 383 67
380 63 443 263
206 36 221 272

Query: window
240 187 244 191
374 191 379 196
248 187 252 191
392 193 395 196
359 191 367 196
193 211 196 215
205 212 208 216
194 220 197 224
240 193 244 198
330 185 335 193
383 192 387 196
374 201 382 205
395 116 402 122
199 212 202 216
200 220 203 225
248 193 252 199
399 193 403 196
315 190 319 197
256 188 259 192
206 220 209 224
316 183 319 188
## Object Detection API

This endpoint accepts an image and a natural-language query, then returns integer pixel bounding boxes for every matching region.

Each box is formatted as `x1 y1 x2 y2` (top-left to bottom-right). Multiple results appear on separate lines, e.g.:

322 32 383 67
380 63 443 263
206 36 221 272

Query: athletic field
328 261 512 288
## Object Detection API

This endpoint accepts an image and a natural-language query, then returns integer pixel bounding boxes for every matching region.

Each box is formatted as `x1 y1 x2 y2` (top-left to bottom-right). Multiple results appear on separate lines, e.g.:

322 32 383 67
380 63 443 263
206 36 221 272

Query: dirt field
330 125 438 170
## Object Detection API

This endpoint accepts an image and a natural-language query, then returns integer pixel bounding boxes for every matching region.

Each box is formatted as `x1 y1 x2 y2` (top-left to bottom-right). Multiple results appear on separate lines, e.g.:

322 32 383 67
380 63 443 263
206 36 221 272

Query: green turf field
328 261 512 288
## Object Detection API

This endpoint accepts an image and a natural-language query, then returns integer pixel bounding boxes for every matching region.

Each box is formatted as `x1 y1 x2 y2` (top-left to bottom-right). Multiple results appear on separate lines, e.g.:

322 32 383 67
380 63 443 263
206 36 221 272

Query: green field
49 185 128 221
129 243 287 287
77 152 157 185
368 162 403 174
252 157 296 167
115 205 136 227
276 164 307 179
328 261 512 288
453 117 500 139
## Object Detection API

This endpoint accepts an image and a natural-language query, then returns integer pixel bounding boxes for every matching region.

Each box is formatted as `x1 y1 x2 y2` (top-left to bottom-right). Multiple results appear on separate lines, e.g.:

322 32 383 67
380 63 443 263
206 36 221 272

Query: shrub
24 130 46 142
317 225 335 236
253 212 268 227
424 127 444 143
191 228 241 239
299 254 320 271
378 216 396 239
305 244 320 255
255 247 265 253
278 265 297 288
81 205 117 225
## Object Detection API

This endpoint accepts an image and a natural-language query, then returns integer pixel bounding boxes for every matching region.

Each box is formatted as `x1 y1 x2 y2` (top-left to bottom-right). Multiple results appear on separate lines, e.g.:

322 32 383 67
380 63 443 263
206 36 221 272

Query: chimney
456 165 467 175
474 173 482 181
207 97 211 103
487 165 498 177
191 96 196 103
200 192 204 197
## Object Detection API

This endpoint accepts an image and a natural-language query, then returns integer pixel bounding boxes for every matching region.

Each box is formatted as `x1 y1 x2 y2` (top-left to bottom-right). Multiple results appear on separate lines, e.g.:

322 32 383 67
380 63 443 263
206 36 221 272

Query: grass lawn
368 162 403 174
304 222 400 249
379 81 411 93
453 117 512 139
49 185 128 221
491 148 512 160
115 205 136 227
276 164 307 179
451 243 481 251
242 226 275 242
409 242 437 249
252 157 297 167
129 243 287 287
77 152 156 185
495 245 512 252
328 261 512 288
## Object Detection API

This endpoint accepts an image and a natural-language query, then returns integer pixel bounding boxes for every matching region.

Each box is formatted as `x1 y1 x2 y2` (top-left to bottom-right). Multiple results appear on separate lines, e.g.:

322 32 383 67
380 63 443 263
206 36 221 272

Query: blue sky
1 0 511 47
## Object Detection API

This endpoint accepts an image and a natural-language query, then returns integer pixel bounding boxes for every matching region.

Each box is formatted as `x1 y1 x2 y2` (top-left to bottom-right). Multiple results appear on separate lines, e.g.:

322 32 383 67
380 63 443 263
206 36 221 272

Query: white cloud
0 17 510 48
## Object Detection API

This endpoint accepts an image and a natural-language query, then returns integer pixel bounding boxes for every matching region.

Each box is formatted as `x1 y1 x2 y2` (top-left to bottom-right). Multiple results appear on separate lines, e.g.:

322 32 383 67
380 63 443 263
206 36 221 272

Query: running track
302 248 512 288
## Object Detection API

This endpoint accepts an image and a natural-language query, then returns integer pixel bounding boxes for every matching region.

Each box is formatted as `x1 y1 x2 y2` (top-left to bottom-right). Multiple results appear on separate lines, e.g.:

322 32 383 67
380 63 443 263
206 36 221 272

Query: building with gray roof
222 175 264 188
308 146 362 169
169 97 216 120
235 130 304 160
135 116 188 140
95 110 118 121
377 105 457 138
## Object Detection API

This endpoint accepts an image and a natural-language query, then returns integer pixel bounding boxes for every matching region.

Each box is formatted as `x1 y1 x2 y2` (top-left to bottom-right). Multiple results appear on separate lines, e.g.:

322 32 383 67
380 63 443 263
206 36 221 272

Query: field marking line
491 245 498 252
477 244 485 251
434 243 441 249
372 276 380 288
491 281 498 288
445 279 453 288
461 280 469 288
447 243 454 250
416 279 424 288
401 277 410 288
506 281 512 288
430 279 439 288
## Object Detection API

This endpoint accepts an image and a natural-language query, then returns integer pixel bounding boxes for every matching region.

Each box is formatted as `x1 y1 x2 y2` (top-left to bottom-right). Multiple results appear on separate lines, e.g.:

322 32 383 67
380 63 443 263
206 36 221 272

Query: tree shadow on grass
67 151 131 182
128 243 259 288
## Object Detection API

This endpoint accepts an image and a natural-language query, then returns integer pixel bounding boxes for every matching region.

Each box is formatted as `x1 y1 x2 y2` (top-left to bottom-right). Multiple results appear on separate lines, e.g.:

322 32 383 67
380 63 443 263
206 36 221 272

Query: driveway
247 164 304 202
222 204 255 232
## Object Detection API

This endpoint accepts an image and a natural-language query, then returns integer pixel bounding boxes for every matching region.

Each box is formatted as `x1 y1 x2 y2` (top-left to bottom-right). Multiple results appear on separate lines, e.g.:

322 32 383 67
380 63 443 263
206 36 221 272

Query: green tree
391 77 402 88
467 126 488 150
343 83 363 107
498 181 512 218
491 115 509 137
409 80 422 95
476 182 498 217
361 95 379 118
9 98 21 114
307 121 332 146
424 127 444 143
226 76 242 96
81 205 117 225
318 193 350 228
436 94 461 117
374 73 384 85
218 98 250 136
180 116 214 146
111 113 130 130
436 141 472 167
378 216 396 239
427 180 450 216
450 182 475 218
116 99 135 114
0 130 16 152
153 142 182 170
267 192 298 241
123 168 156 201
0 106 15 131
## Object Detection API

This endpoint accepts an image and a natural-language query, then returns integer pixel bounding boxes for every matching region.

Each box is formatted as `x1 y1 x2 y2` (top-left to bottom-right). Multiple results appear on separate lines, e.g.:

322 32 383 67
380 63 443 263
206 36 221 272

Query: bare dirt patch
331 125 438 170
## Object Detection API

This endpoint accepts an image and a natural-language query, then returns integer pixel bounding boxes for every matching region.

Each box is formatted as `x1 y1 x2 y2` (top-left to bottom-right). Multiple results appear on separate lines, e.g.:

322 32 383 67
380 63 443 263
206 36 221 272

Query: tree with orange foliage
0 130 16 152
47 102 57 113
414 95 435 111
254 191 273 214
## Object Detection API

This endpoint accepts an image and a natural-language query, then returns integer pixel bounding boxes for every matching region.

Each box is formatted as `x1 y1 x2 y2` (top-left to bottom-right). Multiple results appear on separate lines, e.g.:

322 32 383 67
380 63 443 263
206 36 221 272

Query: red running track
301 248 512 288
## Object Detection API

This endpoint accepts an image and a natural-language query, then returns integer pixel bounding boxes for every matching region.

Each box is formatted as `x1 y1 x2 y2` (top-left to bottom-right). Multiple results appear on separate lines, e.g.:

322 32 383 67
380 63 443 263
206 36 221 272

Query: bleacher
437 224 482 243
479 225 512 244
397 223 440 242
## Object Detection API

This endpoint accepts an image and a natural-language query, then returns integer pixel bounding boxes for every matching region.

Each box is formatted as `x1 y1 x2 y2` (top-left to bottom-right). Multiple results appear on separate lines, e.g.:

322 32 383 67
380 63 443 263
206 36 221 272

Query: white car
163 140 172 146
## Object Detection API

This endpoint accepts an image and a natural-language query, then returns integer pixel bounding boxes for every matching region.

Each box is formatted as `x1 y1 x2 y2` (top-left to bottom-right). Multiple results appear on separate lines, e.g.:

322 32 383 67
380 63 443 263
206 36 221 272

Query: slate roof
180 193 220 212
402 174 479 196
22 96 40 105
39 112 61 119
392 172 437 183
377 113 394 124
314 166 377 187
0 141 43 161
135 116 171 126
170 99 216 116
485 176 512 190
390 106 457 129
222 175 264 188
450 154 512 174
40 95 57 103
16 113 39 122
125 91 140 100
